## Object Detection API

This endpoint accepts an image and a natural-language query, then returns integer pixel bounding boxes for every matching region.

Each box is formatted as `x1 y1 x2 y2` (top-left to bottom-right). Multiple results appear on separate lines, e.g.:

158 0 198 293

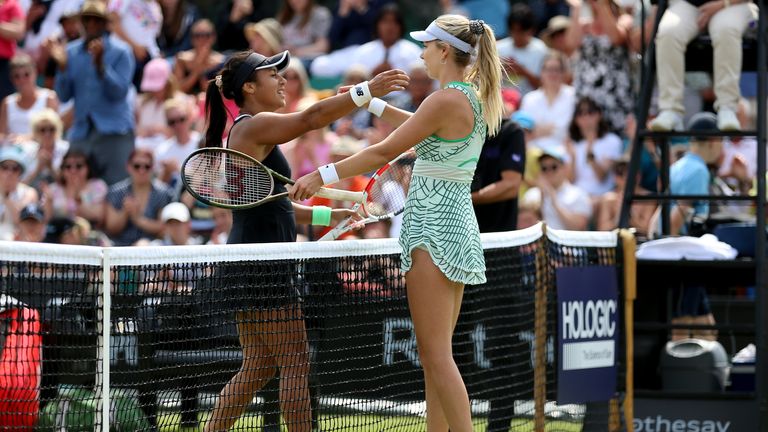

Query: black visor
233 51 291 90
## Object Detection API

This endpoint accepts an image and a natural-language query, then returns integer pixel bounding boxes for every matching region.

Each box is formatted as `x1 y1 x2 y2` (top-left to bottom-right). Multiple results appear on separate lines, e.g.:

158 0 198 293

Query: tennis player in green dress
291 15 504 432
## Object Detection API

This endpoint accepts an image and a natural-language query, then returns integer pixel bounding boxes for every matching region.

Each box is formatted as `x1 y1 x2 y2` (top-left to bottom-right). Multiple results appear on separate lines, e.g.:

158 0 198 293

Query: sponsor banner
634 398 756 432
556 266 618 404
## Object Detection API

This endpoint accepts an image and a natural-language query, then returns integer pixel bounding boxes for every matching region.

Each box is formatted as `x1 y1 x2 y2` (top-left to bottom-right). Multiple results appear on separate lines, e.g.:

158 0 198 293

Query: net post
95 248 112 432
533 224 548 431
619 229 637 432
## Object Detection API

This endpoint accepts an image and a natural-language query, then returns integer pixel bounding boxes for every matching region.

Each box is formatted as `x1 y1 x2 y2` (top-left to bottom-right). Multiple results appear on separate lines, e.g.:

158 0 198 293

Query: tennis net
0 224 631 431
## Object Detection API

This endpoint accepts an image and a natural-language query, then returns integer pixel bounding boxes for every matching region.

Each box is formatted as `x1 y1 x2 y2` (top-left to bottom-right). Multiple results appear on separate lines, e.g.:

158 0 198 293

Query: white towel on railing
636 234 738 260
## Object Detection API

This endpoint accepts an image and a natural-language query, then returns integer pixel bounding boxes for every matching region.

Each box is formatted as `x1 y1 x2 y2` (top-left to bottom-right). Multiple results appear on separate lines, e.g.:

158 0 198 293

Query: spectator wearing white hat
150 201 201 245
523 147 592 230
0 146 38 240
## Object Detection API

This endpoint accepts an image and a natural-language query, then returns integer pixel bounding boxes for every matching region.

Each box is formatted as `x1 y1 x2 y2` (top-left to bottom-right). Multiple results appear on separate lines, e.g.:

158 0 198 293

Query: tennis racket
181 147 364 209
319 151 416 241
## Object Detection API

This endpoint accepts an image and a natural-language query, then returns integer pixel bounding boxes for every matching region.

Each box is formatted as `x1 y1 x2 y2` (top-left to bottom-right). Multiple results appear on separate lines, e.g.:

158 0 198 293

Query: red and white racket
319 151 416 241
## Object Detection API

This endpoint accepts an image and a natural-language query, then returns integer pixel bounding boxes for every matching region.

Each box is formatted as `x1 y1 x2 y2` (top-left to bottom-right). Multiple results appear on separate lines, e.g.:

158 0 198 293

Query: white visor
410 21 474 55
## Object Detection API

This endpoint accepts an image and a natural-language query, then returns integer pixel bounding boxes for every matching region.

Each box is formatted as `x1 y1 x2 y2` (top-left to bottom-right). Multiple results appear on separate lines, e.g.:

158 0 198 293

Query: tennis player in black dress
201 50 407 432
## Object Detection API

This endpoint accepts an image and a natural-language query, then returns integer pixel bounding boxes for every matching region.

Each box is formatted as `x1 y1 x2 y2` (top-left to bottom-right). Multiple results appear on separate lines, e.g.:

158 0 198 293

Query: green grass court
157 412 582 432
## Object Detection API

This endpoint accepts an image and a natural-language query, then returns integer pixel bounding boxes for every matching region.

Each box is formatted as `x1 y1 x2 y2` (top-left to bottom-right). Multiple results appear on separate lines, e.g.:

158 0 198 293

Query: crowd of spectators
0 0 761 248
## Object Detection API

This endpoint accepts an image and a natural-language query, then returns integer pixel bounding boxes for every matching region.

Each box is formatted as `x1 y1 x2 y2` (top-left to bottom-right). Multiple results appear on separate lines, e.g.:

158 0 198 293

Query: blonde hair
285 58 311 98
433 15 503 136
163 97 190 116
30 108 63 140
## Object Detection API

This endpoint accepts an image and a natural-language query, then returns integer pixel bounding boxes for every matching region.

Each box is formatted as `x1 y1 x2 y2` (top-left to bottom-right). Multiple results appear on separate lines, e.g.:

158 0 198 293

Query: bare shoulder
419 88 470 113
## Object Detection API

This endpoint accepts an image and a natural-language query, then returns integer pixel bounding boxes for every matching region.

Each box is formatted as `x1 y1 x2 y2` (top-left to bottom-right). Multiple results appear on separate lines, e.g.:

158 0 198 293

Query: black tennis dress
214 114 300 312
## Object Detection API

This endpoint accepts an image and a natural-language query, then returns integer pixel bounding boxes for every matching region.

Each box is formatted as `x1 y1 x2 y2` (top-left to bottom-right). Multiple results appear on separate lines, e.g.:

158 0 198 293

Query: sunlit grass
157 412 582 432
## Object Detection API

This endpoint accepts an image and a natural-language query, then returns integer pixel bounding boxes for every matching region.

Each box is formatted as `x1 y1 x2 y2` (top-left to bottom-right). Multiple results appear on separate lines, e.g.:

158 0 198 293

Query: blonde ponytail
433 16 504 136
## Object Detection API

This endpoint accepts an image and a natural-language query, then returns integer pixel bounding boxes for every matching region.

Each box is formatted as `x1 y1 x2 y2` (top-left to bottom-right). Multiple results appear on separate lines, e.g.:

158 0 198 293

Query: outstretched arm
230 70 409 148
290 90 467 201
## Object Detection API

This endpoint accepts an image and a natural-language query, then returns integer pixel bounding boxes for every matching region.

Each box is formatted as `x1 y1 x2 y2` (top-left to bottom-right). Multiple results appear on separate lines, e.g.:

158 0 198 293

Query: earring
440 58 447 65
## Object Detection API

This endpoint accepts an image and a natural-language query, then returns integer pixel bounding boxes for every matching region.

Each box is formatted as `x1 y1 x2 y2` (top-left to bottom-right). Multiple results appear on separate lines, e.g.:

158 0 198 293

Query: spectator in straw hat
49 0 135 186
245 18 284 56
540 15 573 56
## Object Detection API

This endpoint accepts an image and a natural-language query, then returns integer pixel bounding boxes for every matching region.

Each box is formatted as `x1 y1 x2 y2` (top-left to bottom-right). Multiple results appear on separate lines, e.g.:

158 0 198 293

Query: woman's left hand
330 208 363 226
289 171 324 202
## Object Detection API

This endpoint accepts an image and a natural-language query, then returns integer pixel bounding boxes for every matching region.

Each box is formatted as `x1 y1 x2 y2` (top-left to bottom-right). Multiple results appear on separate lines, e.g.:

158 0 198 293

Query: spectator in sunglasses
154 99 201 186
565 97 623 205
522 147 592 230
0 146 38 241
0 53 59 144
42 149 107 229
21 108 69 190
174 19 224 94
104 148 174 245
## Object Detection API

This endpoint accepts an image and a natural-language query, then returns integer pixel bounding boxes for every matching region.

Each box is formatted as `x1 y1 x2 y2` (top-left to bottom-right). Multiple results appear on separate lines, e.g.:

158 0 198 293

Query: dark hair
278 0 314 29
508 3 536 33
569 96 610 141
58 149 96 185
204 51 259 148
374 4 405 40
128 148 155 165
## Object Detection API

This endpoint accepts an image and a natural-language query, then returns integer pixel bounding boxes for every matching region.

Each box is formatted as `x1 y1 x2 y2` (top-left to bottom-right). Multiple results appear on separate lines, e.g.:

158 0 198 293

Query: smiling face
245 67 286 111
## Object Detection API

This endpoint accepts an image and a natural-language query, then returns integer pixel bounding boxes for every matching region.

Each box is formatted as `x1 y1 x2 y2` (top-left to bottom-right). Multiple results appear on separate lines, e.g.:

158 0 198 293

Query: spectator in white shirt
523 147 592 230
108 0 163 87
519 51 575 151
496 3 548 95
310 4 420 78
565 96 623 199
154 98 200 187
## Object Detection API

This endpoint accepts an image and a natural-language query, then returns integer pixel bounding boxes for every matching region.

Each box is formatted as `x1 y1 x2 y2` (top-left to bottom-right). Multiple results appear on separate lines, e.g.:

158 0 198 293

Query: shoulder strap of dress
233 113 252 124
445 82 482 119
225 114 252 148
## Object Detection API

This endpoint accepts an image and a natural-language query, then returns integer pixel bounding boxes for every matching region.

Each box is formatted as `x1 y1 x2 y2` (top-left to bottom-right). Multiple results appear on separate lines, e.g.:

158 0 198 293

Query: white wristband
318 163 340 185
350 81 372 107
367 97 387 117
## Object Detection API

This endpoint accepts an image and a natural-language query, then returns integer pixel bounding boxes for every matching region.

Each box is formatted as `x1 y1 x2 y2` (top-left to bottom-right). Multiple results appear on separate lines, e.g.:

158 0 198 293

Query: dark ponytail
202 51 258 148
204 82 226 148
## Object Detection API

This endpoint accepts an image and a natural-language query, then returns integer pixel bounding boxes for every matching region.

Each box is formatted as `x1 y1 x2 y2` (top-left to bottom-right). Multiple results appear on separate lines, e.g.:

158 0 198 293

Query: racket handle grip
316 188 365 203
318 216 353 241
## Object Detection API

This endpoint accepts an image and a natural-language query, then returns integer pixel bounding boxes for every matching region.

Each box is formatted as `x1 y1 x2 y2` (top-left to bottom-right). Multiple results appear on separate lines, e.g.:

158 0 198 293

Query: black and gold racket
181 147 364 209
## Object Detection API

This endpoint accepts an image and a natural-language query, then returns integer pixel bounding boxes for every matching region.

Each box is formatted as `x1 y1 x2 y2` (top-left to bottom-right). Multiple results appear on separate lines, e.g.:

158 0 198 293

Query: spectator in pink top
0 0 24 100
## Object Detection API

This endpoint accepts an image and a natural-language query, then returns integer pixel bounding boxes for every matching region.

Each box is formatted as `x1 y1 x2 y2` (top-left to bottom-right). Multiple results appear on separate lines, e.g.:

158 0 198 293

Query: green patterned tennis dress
399 81 487 285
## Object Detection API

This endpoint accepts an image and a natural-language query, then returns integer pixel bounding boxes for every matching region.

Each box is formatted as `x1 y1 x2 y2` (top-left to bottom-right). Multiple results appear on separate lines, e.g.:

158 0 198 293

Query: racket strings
365 158 415 217
183 152 274 206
